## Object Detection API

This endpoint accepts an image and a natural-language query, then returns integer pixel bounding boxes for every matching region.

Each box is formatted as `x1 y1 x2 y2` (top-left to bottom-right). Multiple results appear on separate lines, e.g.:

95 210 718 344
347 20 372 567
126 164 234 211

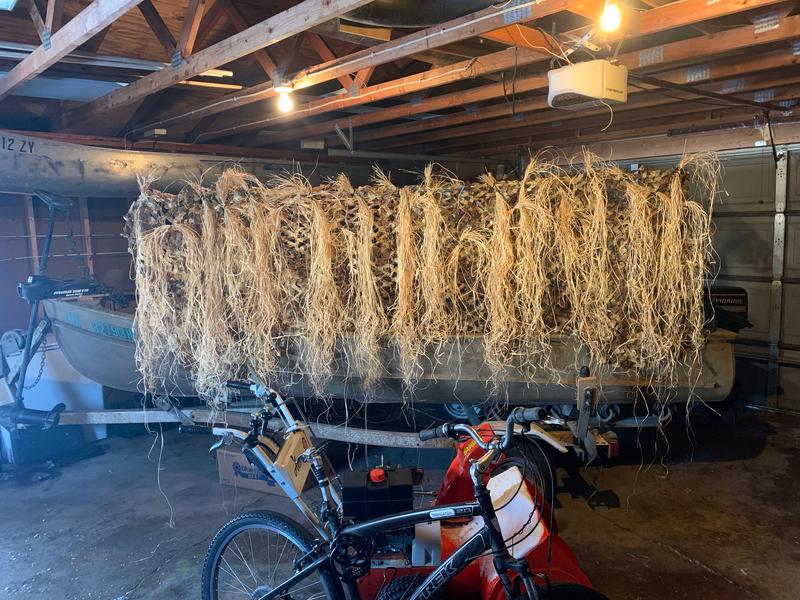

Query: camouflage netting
125 151 719 407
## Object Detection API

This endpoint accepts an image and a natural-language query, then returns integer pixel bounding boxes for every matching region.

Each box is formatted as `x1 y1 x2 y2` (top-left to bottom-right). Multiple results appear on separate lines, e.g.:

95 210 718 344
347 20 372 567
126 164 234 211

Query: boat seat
33 190 74 211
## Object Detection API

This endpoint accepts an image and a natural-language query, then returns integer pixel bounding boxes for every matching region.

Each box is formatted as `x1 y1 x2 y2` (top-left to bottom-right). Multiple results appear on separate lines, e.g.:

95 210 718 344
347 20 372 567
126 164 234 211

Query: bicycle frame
256 500 522 600
220 379 543 600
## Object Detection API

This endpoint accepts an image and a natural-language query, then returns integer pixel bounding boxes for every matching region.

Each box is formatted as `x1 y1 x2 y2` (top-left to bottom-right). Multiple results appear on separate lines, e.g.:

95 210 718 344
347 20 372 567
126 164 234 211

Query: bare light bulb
277 91 294 113
600 2 622 32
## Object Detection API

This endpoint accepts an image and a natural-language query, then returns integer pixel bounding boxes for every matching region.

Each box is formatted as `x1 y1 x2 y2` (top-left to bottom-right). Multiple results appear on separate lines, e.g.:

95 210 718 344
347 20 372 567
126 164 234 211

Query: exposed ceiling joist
267 10 800 147
197 46 542 141
218 0 278 78
20 0 48 45
306 31 355 90
359 50 800 149
460 92 800 157
176 0 207 59
138 0 177 58
62 0 374 129
258 0 800 144
45 0 65 35
431 77 800 153
93 0 580 133
0 0 146 102
194 0 226 48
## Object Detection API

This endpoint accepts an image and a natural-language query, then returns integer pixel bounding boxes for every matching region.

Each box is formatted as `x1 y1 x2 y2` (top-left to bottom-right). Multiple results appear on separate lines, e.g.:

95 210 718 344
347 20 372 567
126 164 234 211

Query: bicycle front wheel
201 511 343 600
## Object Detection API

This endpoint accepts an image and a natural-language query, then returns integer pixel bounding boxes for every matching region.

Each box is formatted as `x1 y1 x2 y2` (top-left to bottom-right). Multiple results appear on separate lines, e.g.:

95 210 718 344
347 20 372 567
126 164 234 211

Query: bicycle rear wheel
202 511 343 600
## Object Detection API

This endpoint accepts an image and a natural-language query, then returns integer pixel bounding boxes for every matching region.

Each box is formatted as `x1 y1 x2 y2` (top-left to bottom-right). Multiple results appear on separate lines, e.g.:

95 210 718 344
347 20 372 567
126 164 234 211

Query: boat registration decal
0 136 36 154
90 320 134 341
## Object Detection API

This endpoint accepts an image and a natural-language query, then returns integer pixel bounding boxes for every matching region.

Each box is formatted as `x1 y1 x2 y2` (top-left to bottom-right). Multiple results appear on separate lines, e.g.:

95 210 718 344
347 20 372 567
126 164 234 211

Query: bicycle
201 375 607 600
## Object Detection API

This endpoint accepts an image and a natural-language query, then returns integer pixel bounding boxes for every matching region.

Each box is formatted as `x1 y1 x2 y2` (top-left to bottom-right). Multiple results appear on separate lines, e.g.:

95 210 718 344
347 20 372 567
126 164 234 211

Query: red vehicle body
358 424 593 599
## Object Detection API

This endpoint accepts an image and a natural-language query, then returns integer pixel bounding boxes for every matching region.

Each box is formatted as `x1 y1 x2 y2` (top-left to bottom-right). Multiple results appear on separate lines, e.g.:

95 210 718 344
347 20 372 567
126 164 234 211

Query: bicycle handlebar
418 423 448 442
418 407 557 452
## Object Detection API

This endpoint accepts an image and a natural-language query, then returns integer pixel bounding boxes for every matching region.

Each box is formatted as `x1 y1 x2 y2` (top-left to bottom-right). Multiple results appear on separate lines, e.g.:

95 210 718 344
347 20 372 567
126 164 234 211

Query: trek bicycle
200 375 607 600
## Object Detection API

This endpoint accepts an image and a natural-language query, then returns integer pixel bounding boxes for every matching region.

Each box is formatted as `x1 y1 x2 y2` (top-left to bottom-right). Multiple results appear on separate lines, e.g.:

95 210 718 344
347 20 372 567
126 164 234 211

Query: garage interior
0 1 799 599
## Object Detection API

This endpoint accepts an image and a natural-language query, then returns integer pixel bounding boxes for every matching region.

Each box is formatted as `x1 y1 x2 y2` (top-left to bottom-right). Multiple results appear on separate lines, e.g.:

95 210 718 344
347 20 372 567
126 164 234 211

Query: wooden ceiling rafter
61 0 374 129
20 0 48 45
218 0 278 78
247 0 792 147
194 0 226 50
45 0 65 35
306 31 356 90
459 89 800 157
354 48 800 149
80 0 582 134
0 0 147 101
176 0 207 59
138 0 177 58
80 25 112 53
426 75 800 154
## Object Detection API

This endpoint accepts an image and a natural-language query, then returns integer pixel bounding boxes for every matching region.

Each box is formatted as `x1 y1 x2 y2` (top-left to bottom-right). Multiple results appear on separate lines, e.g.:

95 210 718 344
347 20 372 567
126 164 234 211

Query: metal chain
23 348 47 390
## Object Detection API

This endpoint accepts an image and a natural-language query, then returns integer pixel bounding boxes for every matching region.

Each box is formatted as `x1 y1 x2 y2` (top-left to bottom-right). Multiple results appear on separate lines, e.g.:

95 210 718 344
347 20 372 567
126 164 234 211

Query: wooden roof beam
194 0 226 49
218 0 278 79
257 0 793 145
197 46 543 142
294 10 800 148
138 0 177 58
362 49 800 149
306 32 356 90
0 0 146 102
176 0 207 60
88 0 579 133
427 75 800 153
62 0 373 129
45 0 65 35
459 92 800 157
20 0 48 45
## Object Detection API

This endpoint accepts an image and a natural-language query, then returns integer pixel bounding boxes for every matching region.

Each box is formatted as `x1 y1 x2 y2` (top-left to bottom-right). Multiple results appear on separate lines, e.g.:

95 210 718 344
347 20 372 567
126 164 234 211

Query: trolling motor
0 190 105 431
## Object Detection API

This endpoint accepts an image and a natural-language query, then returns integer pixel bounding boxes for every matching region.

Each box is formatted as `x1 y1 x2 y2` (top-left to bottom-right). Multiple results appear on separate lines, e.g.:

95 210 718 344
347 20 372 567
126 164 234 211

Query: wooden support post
78 198 94 276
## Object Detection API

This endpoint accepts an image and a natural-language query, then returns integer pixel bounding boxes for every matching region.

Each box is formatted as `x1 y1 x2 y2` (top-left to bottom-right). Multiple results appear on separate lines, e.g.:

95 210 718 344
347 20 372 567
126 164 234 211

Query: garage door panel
789 152 800 210
712 153 775 214
785 216 800 280
712 216 774 277
781 284 800 347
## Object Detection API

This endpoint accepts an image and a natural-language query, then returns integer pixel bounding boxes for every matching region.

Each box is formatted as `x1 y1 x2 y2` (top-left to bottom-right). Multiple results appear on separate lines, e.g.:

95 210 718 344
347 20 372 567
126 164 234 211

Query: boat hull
43 299 736 405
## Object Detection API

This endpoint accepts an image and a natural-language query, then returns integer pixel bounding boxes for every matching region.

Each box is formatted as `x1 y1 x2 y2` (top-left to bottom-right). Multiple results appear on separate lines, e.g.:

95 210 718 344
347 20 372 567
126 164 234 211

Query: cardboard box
217 446 283 495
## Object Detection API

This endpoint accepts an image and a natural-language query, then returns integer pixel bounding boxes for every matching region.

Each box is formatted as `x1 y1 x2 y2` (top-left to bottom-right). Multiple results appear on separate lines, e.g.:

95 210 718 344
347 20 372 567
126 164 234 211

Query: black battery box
340 466 417 521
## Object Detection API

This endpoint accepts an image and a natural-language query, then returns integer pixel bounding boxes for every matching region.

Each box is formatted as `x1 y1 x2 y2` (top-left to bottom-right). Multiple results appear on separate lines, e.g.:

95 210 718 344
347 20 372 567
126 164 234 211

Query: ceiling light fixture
600 1 622 33
274 81 294 113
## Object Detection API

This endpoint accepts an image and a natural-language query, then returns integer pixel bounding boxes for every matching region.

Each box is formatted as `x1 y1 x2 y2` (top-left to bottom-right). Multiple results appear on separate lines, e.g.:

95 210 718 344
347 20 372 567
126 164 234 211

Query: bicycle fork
475 481 542 600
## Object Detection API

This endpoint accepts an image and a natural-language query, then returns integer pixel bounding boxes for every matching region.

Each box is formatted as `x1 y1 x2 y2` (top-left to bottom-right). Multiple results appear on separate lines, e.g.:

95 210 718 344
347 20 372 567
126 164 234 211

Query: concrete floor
0 408 798 600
